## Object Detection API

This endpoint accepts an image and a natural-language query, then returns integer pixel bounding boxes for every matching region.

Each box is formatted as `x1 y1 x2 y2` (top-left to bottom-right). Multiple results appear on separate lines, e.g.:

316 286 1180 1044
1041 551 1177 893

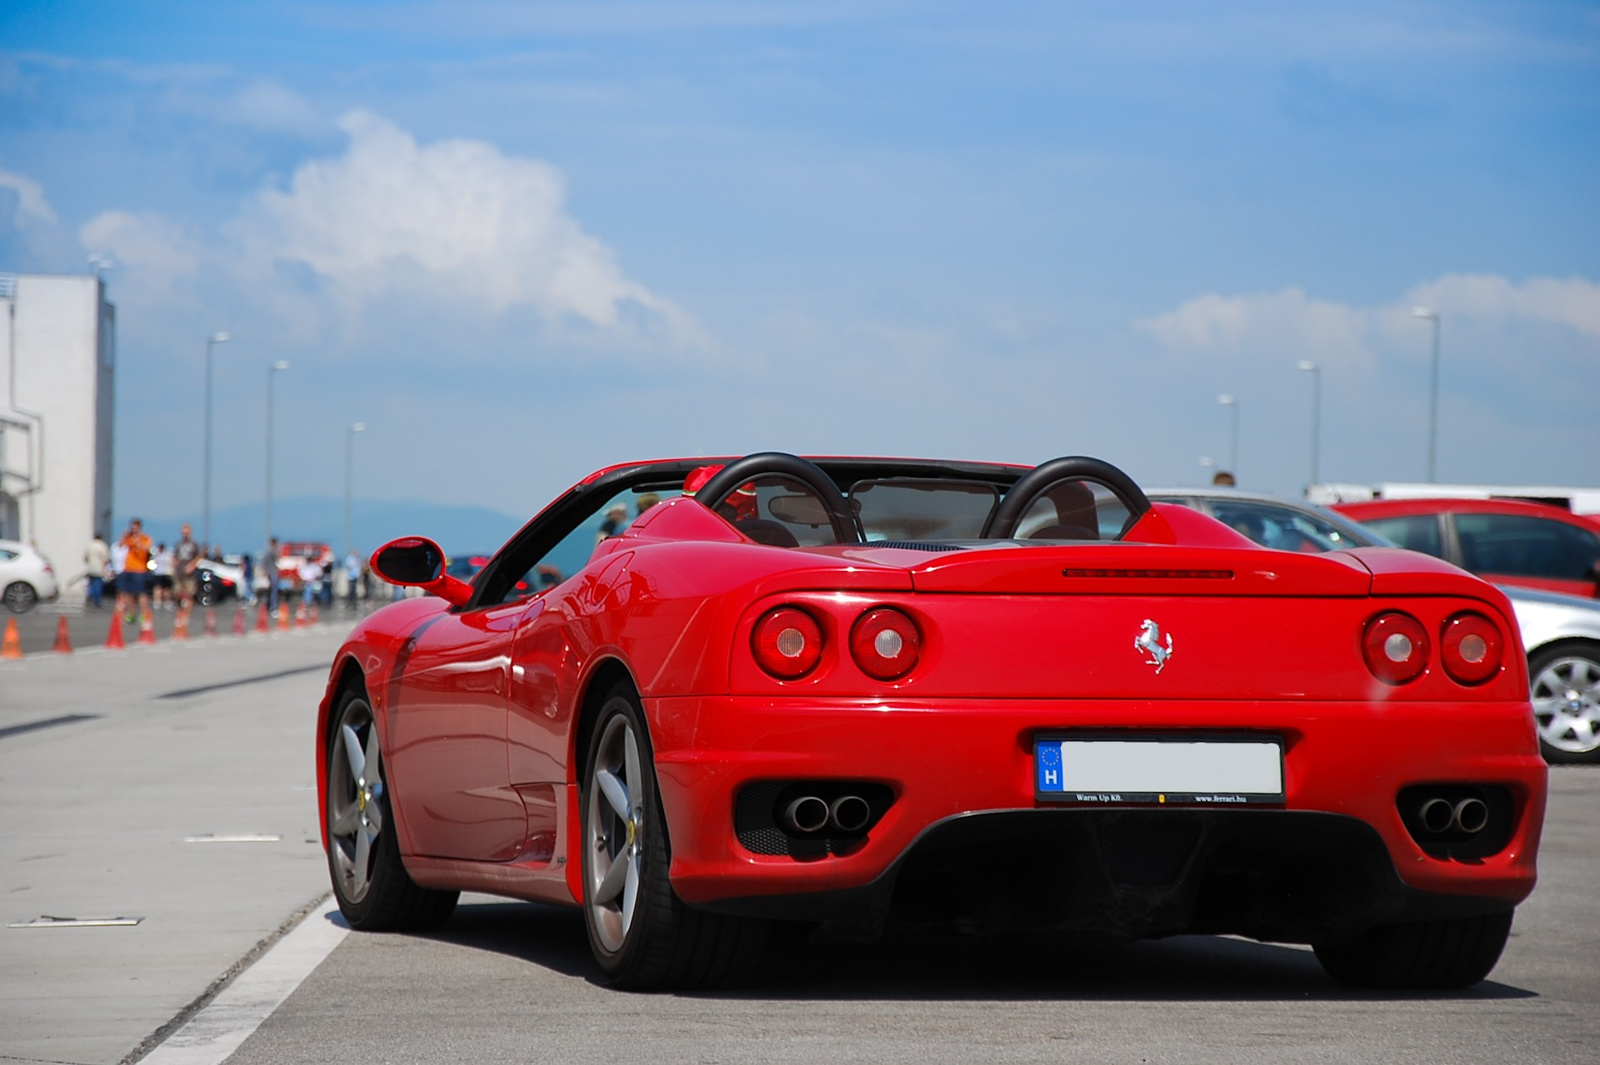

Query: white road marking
140 896 348 1065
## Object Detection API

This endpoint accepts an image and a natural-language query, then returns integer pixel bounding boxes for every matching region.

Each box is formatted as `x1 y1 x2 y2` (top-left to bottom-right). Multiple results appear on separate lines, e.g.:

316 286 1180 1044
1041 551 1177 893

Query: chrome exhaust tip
782 795 830 834
828 794 872 834
1452 797 1490 835
1418 797 1455 834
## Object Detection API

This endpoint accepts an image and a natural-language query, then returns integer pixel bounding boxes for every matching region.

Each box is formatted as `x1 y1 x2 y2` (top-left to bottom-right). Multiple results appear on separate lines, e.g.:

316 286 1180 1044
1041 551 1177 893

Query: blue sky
2 1 1596 540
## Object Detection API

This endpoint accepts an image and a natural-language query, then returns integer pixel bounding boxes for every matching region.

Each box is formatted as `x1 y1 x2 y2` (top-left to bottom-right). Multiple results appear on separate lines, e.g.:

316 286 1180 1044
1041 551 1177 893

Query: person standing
262 537 280 611
299 554 323 608
151 543 175 610
174 523 202 614
117 518 154 622
84 532 110 608
343 549 361 608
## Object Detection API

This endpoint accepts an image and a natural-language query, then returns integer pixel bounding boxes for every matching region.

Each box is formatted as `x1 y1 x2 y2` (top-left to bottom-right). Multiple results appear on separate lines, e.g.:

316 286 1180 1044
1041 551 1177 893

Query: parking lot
2 624 1596 1065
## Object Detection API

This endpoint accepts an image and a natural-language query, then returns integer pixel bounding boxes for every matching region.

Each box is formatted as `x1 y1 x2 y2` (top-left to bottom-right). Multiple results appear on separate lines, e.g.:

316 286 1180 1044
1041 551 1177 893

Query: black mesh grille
734 781 894 858
1096 818 1202 888
866 541 967 552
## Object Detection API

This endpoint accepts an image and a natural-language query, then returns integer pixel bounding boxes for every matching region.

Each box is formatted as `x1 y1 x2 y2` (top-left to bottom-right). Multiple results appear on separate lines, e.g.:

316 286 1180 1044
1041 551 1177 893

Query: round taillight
751 607 822 679
850 607 921 681
1362 611 1429 685
1440 612 1504 685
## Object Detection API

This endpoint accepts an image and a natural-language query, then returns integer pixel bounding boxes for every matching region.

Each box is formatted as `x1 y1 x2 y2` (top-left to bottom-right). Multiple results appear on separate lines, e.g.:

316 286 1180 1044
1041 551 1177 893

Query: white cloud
1140 275 1600 365
0 167 58 227
1140 286 1375 366
79 210 206 279
1405 274 1600 344
78 110 698 348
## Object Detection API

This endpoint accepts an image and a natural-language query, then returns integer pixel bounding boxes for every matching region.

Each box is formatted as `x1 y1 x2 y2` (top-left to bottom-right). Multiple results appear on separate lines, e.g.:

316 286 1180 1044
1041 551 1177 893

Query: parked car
316 453 1544 991
1151 488 1600 763
1331 497 1600 600
195 559 247 607
0 539 59 614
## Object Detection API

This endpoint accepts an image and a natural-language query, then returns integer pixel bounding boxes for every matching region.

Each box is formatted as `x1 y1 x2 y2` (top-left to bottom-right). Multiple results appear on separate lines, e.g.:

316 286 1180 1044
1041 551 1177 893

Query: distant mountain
133 496 526 557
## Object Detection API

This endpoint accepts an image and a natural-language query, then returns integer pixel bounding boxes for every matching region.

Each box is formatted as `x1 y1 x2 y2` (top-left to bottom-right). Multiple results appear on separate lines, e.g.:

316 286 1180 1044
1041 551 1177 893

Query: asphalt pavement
2 618 1596 1065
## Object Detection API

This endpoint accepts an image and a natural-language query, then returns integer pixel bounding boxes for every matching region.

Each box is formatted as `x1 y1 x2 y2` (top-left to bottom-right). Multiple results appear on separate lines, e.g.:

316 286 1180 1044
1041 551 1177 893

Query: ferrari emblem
1135 619 1174 674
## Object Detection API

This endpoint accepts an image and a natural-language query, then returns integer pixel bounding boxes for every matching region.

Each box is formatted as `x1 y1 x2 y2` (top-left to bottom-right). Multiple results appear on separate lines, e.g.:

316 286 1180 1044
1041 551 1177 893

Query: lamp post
264 361 290 557
344 422 365 559
1217 394 1239 479
1297 360 1321 488
202 331 231 553
1412 307 1441 482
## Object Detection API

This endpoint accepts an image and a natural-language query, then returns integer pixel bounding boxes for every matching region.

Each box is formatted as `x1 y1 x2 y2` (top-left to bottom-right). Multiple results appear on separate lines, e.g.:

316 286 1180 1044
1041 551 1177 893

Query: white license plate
1035 735 1284 805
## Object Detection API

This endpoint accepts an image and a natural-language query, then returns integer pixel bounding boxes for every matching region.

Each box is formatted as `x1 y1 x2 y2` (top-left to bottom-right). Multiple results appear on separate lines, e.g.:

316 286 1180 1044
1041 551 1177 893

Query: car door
383 603 526 861
1452 511 1600 599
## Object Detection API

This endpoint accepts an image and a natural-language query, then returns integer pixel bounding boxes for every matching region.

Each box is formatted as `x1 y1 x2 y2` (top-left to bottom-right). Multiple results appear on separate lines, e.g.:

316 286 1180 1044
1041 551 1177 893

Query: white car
0 539 60 613
1149 488 1600 764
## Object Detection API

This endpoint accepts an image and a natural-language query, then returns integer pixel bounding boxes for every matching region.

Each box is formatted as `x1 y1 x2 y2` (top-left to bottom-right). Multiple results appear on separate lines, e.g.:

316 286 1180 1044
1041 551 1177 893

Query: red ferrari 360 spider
316 453 1546 990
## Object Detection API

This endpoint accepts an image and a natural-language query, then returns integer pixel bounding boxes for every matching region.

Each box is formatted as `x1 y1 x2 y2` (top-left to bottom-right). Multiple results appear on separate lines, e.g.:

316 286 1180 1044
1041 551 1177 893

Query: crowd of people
82 519 378 622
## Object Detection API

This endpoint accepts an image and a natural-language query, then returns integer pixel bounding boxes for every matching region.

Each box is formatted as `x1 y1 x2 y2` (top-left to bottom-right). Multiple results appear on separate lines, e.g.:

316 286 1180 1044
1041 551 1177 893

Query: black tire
325 686 458 931
580 683 767 990
3 581 37 614
1528 641 1600 764
1313 910 1513 989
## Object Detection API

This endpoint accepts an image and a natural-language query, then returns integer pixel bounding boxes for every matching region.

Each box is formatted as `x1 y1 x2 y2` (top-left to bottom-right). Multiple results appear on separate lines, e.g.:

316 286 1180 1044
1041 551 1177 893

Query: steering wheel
981 456 1151 540
691 452 860 545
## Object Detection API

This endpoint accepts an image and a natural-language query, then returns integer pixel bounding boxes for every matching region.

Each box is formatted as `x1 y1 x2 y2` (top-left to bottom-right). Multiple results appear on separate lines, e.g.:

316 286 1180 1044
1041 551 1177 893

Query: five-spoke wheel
580 684 766 989
585 710 645 954
325 687 457 930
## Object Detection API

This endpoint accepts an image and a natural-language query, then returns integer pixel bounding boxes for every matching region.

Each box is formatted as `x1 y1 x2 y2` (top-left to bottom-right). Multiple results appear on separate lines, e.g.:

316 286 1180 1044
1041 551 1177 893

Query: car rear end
646 541 1545 955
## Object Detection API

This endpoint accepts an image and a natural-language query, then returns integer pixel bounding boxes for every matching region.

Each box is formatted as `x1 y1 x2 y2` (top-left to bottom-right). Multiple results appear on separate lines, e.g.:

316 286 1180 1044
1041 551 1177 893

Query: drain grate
10 915 143 928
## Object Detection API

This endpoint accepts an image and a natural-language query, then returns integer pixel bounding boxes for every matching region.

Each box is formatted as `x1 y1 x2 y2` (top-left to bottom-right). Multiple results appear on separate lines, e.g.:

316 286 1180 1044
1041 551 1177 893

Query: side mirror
370 537 473 608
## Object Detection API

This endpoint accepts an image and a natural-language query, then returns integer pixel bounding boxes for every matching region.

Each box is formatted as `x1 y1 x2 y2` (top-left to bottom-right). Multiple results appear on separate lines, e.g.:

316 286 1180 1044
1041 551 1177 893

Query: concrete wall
0 274 115 599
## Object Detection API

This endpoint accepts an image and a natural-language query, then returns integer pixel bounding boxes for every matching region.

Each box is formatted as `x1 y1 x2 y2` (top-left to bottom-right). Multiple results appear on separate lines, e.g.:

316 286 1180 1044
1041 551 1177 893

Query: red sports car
316 453 1546 990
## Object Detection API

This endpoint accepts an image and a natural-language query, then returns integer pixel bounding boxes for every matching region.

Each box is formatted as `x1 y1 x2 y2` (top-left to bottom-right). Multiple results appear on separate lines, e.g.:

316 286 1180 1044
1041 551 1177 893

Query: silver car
1150 488 1600 764
0 539 60 614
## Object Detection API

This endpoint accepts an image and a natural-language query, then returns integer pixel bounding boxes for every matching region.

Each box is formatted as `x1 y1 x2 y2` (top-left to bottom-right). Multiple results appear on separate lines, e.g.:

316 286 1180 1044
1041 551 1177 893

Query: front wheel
1313 910 1513 989
325 687 457 931
1529 642 1600 764
580 684 766 990
3 581 37 614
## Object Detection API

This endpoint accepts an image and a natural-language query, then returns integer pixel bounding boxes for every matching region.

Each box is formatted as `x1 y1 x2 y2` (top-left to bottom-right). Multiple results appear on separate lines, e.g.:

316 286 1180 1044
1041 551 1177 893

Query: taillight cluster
1361 610 1505 687
751 605 921 682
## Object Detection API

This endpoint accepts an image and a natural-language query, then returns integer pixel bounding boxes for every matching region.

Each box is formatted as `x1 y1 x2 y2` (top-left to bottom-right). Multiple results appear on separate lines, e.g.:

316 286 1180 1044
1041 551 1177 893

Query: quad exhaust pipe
1418 796 1489 836
780 793 873 835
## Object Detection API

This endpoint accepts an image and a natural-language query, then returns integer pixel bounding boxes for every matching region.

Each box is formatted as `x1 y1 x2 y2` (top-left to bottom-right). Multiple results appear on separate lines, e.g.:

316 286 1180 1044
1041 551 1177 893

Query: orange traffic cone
137 610 156 645
171 607 190 641
233 608 247 636
277 603 290 631
1 617 22 659
309 602 320 625
295 602 308 629
52 615 73 654
204 607 218 637
105 611 125 650
256 603 269 633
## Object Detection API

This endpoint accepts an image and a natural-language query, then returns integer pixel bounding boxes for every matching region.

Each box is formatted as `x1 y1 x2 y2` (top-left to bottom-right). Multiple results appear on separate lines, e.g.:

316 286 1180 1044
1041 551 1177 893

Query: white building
0 273 116 596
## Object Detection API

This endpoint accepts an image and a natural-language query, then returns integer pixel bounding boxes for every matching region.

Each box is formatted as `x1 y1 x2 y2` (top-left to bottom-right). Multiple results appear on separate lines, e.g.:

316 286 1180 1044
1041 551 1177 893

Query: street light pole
265 361 290 556
344 422 366 559
1217 394 1239 479
202 331 230 553
1412 307 1441 482
1297 360 1321 488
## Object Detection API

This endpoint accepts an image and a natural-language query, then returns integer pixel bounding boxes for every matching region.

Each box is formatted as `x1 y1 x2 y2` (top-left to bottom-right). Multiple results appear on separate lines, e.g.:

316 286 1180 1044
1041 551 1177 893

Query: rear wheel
326 687 458 930
1529 642 1600 764
1313 910 1513 989
580 684 766 989
3 581 37 614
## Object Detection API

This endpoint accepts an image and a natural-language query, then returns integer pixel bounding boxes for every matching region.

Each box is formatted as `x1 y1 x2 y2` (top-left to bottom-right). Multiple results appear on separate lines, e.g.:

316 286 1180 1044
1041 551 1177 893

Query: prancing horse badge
1135 619 1173 674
